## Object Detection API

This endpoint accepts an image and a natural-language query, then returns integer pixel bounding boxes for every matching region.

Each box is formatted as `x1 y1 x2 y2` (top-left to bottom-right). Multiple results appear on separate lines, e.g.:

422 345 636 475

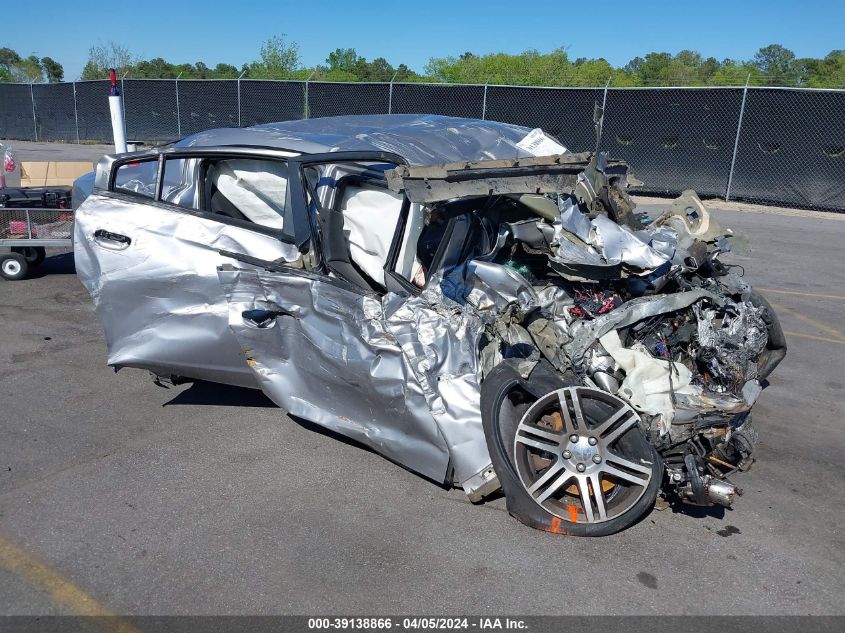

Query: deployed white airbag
341 186 420 286
212 159 287 229
599 330 701 427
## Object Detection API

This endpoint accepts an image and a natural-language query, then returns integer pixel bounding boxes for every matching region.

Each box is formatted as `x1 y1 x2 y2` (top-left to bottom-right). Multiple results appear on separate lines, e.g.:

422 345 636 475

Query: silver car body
75 115 564 493
75 115 783 511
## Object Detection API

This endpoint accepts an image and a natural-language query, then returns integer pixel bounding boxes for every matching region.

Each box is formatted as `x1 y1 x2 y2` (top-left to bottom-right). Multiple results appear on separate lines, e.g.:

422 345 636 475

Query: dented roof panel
176 114 560 165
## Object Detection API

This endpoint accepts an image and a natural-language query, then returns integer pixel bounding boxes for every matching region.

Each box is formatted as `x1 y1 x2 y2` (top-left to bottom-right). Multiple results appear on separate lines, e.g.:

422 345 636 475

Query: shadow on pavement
27 252 76 278
668 499 728 519
164 380 276 408
164 379 452 490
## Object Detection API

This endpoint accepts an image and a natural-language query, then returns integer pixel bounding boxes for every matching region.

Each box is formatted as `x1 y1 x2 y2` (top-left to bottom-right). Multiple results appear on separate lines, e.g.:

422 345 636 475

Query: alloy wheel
513 387 655 524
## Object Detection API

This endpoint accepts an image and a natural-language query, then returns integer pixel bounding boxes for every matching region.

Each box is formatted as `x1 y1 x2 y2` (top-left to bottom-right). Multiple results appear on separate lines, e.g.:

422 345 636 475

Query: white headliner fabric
211 159 287 229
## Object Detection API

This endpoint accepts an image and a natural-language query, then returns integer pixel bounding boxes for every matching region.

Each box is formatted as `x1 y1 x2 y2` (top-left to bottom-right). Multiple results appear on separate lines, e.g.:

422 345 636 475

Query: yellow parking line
758 288 845 302
0 535 140 633
768 301 845 343
783 331 845 346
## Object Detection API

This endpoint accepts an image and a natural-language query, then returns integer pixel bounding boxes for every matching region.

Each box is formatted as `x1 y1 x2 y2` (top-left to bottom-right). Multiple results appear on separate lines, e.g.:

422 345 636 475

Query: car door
216 153 457 482
74 148 302 388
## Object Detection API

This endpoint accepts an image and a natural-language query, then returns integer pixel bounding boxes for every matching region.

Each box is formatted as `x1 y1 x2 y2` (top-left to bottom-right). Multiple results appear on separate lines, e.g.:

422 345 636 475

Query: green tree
425 48 575 85
354 56 394 81
0 49 47 82
214 63 239 76
81 42 136 79
134 57 175 78
17 55 45 82
802 50 845 87
0 47 21 82
699 56 720 83
3 41 841 87
40 56 63 82
248 35 300 78
753 44 797 85
572 58 616 86
707 59 756 85
394 63 415 82
625 52 672 85
0 47 21 68
326 48 358 73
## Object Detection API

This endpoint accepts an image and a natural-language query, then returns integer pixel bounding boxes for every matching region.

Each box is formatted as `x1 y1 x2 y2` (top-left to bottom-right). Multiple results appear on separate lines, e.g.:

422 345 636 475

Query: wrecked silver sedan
74 115 785 535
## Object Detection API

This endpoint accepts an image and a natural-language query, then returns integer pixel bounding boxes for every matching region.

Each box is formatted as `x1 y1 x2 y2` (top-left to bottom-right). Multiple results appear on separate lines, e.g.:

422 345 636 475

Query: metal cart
0 207 74 280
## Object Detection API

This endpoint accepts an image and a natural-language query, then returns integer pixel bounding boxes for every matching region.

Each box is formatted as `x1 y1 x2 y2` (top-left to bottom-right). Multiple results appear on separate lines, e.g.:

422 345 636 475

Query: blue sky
5 0 843 80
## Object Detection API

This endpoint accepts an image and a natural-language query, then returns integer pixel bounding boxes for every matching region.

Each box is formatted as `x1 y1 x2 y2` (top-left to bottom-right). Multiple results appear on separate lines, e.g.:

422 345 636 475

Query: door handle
93 229 132 249
242 307 297 328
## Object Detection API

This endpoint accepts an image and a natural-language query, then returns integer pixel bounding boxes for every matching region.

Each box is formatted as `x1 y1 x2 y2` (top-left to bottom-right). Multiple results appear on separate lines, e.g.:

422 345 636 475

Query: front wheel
481 361 661 536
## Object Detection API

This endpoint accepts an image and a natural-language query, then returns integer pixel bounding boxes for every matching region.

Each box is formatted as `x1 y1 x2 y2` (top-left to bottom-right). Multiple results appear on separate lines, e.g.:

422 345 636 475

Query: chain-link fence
123 79 178 141
0 84 37 141
73 80 111 143
1 78 843 211
599 87 745 198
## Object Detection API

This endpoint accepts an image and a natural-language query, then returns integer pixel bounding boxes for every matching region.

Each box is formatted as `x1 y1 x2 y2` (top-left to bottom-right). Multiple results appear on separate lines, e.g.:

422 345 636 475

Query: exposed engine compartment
388 152 786 508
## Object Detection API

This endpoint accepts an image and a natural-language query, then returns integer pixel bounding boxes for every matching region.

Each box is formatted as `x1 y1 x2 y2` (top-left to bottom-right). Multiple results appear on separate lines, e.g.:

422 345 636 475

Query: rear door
74 148 302 387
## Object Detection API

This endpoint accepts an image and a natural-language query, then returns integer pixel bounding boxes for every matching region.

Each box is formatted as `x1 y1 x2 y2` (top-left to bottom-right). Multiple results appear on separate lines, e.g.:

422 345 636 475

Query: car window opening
306 163 561 295
113 160 157 198
420 194 560 293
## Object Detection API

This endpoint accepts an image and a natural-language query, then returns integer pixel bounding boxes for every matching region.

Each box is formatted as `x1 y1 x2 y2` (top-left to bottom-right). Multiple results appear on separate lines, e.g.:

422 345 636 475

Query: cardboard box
20 161 94 187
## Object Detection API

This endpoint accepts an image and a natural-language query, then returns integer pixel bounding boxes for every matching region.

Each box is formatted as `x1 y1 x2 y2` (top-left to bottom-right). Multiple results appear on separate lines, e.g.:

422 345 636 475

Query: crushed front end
387 150 786 529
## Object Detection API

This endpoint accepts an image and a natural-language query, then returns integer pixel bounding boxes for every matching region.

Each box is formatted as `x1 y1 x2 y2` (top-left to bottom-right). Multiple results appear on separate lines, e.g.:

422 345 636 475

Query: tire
12 246 46 267
0 252 29 281
481 360 661 536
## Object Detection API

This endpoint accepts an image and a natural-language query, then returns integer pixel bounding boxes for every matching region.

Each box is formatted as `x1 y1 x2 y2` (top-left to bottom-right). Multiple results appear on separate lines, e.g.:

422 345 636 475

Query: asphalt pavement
0 148 843 615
